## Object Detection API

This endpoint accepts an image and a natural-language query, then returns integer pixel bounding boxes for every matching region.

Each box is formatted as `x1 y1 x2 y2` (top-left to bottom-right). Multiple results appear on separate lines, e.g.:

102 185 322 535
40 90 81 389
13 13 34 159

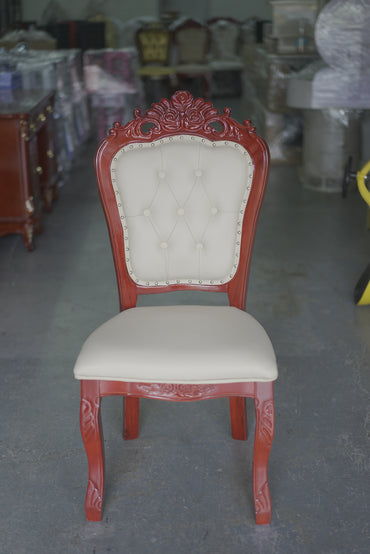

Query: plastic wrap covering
315 0 370 73
244 84 303 165
301 109 362 192
287 0 370 110
0 47 89 172
0 29 56 51
244 44 317 112
0 51 22 90
269 0 318 54
83 48 144 142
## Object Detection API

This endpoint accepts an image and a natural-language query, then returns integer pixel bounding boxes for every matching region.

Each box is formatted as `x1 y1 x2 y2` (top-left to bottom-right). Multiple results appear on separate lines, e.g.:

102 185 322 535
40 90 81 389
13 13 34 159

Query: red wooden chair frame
80 90 275 524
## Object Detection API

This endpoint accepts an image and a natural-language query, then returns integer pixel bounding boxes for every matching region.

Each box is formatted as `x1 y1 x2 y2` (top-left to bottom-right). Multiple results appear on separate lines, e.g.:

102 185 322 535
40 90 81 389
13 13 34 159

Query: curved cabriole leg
123 396 140 440
253 381 274 525
229 397 248 440
80 380 104 521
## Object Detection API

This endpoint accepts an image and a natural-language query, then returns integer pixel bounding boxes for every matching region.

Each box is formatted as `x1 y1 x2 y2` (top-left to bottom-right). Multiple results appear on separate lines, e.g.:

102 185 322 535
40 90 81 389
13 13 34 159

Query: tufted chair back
95 90 269 310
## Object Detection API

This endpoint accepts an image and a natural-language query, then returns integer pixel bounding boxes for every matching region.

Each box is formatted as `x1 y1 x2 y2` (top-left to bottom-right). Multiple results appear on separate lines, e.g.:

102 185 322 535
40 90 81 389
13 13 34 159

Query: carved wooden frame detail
80 91 275 525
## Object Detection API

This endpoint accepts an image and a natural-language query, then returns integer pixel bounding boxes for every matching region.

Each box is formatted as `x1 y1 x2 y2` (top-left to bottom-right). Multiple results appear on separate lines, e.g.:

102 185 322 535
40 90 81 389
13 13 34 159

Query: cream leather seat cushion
74 306 278 383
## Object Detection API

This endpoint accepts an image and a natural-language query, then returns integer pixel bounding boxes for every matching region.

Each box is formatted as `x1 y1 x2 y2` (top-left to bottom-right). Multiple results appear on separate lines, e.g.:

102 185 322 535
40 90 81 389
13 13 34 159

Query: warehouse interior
0 1 369 553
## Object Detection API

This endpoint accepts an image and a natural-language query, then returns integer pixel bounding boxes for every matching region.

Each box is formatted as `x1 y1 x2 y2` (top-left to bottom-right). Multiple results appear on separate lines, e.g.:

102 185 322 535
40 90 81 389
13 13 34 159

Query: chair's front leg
253 381 275 525
80 380 104 521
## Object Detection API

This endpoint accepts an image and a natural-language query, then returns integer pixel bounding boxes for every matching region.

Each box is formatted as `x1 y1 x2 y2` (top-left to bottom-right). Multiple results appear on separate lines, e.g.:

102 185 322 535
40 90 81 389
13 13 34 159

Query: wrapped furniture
83 48 143 142
207 18 244 97
287 0 370 191
243 44 317 164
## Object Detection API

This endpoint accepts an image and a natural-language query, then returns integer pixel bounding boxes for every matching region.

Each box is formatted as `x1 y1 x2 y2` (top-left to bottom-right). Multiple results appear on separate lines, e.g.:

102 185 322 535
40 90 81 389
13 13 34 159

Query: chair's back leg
80 380 105 521
123 396 140 440
253 381 275 524
229 397 248 440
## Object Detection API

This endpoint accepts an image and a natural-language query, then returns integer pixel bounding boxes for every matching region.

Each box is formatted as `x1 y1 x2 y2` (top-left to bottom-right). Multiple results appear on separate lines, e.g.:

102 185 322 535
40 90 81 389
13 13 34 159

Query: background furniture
172 19 211 98
135 22 175 106
0 90 57 250
73 91 278 525
207 17 244 97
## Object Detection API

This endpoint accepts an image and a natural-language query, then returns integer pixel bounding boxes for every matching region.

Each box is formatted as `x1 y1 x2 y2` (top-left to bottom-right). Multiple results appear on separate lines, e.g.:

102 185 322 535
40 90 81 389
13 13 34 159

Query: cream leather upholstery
111 135 253 286
73 306 277 383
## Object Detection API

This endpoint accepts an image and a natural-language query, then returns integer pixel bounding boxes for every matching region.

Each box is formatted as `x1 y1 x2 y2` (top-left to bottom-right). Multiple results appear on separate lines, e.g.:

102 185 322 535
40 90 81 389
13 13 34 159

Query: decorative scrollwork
113 91 255 141
81 398 100 442
86 479 102 511
255 481 271 515
135 382 217 399
260 400 274 446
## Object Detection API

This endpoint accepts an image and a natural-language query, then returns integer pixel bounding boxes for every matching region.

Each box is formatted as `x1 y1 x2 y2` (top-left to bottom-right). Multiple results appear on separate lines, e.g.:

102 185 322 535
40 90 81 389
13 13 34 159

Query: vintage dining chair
172 19 212 99
73 90 278 524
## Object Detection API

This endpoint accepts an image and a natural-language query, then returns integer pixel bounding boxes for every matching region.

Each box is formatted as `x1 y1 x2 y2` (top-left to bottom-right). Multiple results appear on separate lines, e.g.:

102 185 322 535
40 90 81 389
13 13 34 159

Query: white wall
22 0 272 24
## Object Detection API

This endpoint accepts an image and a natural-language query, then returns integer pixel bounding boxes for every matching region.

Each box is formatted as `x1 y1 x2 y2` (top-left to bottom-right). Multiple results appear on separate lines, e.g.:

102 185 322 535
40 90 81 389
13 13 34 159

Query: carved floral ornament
109 91 256 141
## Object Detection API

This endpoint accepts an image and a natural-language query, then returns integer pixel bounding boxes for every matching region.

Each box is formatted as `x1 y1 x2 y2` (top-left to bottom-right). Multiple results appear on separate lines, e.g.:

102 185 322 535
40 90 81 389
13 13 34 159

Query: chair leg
253 382 275 525
123 397 140 440
80 380 104 521
229 397 248 440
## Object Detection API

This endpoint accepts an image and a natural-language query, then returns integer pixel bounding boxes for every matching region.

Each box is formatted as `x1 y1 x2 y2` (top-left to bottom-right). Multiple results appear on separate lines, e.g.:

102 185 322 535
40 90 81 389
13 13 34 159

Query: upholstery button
194 169 203 177
210 207 218 215
196 242 204 250
177 207 185 216
158 170 166 179
143 209 151 217
160 241 168 249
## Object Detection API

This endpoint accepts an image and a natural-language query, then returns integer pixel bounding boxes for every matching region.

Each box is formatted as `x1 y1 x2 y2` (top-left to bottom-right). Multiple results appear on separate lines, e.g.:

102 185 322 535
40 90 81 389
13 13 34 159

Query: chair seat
74 305 277 384
137 65 175 77
174 64 211 74
210 59 244 71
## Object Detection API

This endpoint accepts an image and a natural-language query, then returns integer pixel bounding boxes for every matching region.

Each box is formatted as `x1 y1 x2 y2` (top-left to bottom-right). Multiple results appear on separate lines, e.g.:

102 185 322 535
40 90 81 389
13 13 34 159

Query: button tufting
143 209 151 217
158 170 166 179
177 207 185 216
160 241 168 249
210 207 218 215
196 242 204 250
194 168 203 177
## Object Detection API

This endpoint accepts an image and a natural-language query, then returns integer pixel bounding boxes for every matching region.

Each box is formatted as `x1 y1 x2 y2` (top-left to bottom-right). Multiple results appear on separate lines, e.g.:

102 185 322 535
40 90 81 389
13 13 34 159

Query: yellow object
354 161 370 305
354 264 370 305
356 160 370 208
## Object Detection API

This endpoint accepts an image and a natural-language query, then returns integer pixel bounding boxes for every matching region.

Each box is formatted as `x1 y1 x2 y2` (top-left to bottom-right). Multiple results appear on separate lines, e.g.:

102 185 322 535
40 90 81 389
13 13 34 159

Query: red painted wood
253 381 274 525
79 91 274 523
99 380 255 401
229 397 248 441
123 397 140 440
80 380 104 521
0 91 57 249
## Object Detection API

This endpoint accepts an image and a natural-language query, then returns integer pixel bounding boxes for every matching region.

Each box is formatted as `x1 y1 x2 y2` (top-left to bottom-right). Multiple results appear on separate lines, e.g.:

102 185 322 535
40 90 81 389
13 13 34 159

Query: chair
207 18 244 97
172 19 212 99
73 90 278 524
135 22 175 104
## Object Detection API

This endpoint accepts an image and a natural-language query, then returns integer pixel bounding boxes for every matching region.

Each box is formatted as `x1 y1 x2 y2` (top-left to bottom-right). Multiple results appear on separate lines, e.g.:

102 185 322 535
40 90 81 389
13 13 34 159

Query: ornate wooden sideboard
0 90 58 250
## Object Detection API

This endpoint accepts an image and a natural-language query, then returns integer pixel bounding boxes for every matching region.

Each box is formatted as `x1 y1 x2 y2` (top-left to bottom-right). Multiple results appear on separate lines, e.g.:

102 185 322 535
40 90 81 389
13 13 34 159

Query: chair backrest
207 18 242 61
173 19 210 64
95 91 270 311
136 23 171 66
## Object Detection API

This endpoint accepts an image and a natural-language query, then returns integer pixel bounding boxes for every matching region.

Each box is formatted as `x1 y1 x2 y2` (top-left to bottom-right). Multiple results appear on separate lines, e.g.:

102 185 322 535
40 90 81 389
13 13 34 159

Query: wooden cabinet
0 90 58 250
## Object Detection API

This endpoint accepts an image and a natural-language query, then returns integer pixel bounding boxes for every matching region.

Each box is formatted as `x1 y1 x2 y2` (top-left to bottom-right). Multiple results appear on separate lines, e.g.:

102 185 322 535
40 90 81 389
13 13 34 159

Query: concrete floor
0 97 370 553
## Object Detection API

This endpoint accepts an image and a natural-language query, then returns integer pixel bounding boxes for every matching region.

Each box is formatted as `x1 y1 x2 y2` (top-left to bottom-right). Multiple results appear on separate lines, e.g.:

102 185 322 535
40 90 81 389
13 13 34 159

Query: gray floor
1 97 370 554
